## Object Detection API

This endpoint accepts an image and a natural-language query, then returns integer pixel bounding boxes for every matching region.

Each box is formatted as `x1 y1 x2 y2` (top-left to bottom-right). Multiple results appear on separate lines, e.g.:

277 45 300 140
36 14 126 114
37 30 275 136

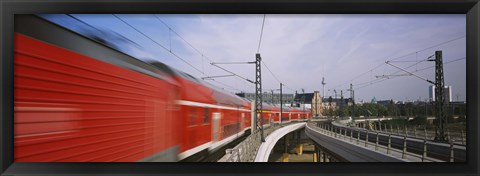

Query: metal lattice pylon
255 53 265 142
434 50 448 142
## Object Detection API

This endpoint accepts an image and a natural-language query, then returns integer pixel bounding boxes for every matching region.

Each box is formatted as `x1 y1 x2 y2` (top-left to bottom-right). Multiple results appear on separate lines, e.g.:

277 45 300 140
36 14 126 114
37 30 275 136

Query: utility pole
340 90 343 104
340 90 344 115
433 50 448 142
334 89 337 100
348 83 355 120
280 83 283 125
382 50 448 142
425 99 428 118
255 53 265 142
271 90 274 104
333 89 337 117
302 89 305 119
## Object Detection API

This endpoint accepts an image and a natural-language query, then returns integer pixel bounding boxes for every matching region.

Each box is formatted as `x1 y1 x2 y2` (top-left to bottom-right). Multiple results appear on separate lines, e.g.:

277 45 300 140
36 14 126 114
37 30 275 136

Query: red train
13 15 311 162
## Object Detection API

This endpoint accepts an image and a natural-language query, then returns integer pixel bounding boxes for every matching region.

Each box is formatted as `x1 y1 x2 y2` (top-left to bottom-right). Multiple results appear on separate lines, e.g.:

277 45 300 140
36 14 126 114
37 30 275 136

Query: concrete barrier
254 123 306 162
306 124 408 162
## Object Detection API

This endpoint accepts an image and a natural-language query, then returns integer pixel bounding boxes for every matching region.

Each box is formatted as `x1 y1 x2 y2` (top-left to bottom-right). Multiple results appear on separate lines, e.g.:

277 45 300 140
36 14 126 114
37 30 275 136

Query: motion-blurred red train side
13 15 310 162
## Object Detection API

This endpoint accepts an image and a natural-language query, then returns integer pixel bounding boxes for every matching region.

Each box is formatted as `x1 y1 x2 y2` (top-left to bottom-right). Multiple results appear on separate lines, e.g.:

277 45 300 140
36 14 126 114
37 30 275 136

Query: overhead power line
153 15 214 63
385 60 434 84
354 55 434 88
388 36 465 62
67 14 140 48
67 14 100 32
355 56 466 90
334 35 465 90
334 63 385 89
257 14 266 53
111 14 251 92
211 79 243 92
211 63 255 84
112 14 206 75
212 62 255 65
408 57 466 74
253 14 292 92
201 74 235 80
282 83 296 92
153 15 266 92
262 60 282 84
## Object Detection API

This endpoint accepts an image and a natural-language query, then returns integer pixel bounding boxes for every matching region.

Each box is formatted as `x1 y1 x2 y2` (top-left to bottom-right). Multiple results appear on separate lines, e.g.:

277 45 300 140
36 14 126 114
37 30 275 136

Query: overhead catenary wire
112 14 206 75
334 63 385 89
154 15 264 92
333 35 464 91
111 14 250 92
367 55 434 82
343 36 464 85
388 60 431 63
153 15 215 63
388 35 465 62
406 57 466 74
211 79 243 92
67 14 102 33
254 14 298 93
211 63 255 84
67 14 140 48
353 56 433 88
162 13 293 94
257 14 266 53
212 62 255 65
262 60 282 84
282 83 296 93
355 56 466 90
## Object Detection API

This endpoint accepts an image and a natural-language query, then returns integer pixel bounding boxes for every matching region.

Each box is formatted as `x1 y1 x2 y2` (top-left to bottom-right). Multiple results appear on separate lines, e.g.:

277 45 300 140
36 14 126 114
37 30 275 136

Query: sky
41 14 466 102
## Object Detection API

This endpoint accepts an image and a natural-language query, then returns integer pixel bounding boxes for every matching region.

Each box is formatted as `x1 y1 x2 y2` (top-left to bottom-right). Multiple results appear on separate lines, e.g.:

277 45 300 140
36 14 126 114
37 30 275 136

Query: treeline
325 101 466 120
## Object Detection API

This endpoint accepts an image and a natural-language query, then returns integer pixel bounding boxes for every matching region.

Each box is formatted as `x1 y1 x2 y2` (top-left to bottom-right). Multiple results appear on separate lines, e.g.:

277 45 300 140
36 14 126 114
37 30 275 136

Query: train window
204 107 209 124
189 108 197 126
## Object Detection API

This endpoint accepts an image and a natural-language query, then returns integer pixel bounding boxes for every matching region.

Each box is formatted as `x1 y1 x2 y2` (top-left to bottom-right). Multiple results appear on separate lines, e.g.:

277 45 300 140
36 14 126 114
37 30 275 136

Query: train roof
20 15 177 85
149 61 249 107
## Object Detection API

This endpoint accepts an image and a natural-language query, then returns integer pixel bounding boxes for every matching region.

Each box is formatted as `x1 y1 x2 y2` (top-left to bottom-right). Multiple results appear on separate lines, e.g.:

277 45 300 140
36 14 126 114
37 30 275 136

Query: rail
354 120 466 145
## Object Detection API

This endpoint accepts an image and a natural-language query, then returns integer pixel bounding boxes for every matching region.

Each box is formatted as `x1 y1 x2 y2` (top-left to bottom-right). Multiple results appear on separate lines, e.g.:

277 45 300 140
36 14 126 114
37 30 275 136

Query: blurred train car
270 105 281 123
13 15 310 162
149 62 252 160
14 15 181 162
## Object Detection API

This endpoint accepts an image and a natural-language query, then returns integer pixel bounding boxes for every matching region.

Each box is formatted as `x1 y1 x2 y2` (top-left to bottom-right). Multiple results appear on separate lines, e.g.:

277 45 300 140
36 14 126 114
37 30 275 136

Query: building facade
294 91 325 117
428 85 452 102
235 92 295 105
311 91 322 117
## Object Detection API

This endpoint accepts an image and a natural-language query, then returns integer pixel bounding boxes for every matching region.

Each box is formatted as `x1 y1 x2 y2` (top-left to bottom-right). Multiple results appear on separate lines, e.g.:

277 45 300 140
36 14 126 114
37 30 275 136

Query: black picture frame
1 0 479 175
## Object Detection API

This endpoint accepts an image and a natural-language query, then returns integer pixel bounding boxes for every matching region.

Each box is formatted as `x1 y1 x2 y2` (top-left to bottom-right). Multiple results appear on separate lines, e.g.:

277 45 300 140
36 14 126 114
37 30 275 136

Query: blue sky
41 14 466 102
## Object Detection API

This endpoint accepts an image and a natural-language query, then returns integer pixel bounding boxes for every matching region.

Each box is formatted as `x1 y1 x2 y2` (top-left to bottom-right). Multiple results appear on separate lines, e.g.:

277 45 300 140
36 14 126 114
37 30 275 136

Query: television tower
322 77 326 99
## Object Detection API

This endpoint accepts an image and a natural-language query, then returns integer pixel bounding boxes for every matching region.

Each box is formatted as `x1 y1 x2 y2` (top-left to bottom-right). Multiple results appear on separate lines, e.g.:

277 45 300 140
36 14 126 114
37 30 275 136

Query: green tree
340 106 350 117
387 100 398 117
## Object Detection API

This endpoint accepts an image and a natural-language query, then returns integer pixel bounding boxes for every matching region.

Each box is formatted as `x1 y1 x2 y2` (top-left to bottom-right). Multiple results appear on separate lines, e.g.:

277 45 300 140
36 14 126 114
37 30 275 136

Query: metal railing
313 122 463 162
221 123 289 162
357 122 466 145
